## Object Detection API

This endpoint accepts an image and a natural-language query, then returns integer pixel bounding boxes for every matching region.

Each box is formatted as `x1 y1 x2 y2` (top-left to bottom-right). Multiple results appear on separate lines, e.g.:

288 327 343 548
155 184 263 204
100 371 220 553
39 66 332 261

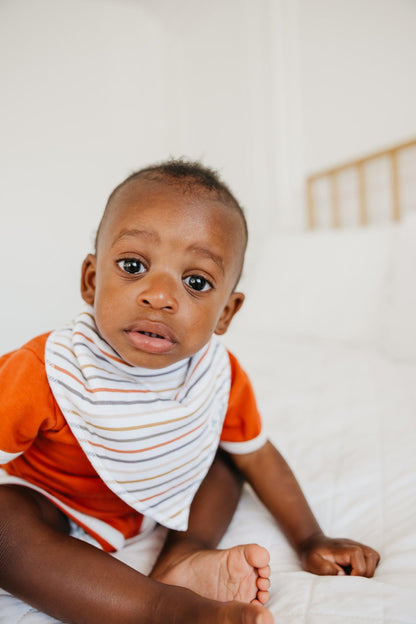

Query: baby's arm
230 440 380 577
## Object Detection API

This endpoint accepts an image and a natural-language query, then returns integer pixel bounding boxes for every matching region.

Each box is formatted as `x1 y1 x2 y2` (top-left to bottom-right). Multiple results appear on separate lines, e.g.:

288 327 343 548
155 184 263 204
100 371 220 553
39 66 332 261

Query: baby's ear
214 292 245 335
80 254 97 305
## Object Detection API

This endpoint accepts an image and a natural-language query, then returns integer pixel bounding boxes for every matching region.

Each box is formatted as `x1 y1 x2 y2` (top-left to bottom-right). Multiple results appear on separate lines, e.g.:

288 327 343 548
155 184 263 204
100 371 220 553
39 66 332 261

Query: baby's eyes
116 261 212 292
183 275 213 292
117 259 146 274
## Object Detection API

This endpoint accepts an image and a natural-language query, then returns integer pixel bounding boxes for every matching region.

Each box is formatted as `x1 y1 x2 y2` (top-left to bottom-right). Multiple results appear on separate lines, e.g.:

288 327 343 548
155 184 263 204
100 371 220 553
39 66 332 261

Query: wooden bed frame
306 138 416 228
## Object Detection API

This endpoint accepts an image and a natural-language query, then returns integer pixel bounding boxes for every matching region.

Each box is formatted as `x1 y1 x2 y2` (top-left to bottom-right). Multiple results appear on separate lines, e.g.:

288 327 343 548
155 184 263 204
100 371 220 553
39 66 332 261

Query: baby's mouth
138 330 165 340
124 322 177 355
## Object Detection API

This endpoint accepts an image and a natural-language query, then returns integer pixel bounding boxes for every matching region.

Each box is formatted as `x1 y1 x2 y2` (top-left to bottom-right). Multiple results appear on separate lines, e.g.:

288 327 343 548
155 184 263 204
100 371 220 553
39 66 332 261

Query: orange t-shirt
0 333 263 551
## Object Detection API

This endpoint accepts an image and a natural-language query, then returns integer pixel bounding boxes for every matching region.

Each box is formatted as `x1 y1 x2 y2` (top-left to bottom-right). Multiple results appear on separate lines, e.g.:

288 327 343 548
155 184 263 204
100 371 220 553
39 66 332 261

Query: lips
124 320 177 355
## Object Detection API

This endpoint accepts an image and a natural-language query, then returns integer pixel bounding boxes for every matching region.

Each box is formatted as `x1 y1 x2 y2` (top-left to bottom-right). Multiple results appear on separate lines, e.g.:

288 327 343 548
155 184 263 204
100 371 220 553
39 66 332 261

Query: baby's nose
137 273 178 312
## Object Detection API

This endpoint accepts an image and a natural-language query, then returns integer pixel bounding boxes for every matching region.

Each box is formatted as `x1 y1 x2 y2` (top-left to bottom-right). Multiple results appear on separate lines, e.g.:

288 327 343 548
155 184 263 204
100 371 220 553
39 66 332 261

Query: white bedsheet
1 330 415 623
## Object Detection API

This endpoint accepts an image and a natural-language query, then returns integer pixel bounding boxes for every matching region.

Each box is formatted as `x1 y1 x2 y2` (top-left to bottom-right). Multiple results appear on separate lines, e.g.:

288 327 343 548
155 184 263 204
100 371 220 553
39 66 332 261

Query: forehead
98 178 246 271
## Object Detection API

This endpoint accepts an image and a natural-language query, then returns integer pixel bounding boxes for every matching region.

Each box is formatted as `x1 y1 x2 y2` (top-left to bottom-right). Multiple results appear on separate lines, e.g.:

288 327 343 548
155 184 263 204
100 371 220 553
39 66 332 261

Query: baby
0 160 379 624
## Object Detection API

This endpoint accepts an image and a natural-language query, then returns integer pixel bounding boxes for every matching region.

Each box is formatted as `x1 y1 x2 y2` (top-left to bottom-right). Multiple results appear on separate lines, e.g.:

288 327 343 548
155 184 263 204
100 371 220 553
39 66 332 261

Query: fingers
345 546 367 576
303 541 381 578
354 547 380 578
304 552 345 576
332 544 380 578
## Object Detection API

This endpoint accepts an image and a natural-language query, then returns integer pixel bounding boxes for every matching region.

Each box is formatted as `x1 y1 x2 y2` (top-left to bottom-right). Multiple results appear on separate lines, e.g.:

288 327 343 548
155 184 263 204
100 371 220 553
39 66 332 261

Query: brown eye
117 259 146 275
184 275 212 292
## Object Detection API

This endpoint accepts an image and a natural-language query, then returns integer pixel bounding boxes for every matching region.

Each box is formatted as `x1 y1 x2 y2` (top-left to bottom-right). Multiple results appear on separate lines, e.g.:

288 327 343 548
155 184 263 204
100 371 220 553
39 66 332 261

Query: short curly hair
95 158 248 254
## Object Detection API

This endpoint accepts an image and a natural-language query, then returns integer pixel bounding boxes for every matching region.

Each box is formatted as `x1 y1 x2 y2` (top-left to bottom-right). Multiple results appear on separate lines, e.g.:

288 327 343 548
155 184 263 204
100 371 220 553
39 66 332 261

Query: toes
258 565 271 578
256 577 270 591
245 544 270 569
257 590 270 604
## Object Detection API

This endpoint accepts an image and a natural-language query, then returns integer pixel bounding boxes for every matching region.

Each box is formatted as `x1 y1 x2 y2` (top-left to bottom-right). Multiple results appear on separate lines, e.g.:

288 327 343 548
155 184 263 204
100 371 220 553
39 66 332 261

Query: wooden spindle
305 137 415 227
390 150 401 222
329 172 340 228
357 162 367 225
306 178 315 229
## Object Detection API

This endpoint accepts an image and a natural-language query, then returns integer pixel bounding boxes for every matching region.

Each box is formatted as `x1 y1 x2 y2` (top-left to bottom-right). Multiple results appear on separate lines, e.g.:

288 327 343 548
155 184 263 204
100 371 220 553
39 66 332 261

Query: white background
1 0 416 352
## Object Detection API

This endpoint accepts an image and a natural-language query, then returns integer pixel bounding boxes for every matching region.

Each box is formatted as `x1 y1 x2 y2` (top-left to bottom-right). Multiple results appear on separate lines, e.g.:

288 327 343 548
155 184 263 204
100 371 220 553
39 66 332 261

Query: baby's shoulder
21 332 52 362
0 332 52 377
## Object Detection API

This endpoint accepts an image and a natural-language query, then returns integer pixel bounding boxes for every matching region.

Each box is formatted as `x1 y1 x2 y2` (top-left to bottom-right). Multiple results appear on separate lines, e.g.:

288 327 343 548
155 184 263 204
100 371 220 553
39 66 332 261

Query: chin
122 351 179 370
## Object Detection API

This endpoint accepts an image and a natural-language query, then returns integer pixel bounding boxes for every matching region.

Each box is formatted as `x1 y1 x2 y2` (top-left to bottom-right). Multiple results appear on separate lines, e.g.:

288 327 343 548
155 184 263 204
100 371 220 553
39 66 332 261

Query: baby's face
81 179 245 368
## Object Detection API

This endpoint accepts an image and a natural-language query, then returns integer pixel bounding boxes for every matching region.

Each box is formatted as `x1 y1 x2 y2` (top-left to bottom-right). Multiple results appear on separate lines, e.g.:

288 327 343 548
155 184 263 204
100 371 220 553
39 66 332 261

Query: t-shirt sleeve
220 351 267 454
0 342 57 464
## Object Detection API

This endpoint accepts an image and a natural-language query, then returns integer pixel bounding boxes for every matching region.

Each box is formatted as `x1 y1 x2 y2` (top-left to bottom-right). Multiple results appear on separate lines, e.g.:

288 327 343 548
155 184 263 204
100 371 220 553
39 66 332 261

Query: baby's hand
298 533 380 577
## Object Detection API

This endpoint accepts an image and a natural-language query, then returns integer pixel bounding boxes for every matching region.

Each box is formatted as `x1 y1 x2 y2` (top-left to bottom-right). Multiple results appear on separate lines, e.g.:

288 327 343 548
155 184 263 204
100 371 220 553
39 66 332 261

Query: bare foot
210 599 273 624
169 585 274 624
151 543 271 605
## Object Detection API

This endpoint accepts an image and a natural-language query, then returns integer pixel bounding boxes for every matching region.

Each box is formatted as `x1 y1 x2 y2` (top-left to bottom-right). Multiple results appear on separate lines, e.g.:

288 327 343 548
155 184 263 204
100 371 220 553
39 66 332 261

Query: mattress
1 329 415 623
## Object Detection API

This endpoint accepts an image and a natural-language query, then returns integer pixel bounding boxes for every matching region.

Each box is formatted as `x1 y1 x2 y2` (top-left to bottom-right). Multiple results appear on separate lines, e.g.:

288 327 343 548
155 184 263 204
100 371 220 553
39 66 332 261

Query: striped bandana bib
45 308 231 531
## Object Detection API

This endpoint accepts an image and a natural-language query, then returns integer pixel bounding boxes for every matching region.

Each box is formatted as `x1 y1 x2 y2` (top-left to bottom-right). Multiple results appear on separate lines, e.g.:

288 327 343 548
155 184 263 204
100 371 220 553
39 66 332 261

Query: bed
1 213 415 623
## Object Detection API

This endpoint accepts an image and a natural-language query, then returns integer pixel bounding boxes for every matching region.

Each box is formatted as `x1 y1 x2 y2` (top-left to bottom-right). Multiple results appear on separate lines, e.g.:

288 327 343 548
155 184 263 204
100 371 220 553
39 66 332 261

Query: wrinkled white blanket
1 330 415 624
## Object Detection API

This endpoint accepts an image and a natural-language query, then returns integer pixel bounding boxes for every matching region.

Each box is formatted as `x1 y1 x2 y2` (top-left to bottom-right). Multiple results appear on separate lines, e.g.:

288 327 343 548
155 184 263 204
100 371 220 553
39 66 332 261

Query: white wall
152 0 304 235
0 0 172 350
1 0 415 352
1 0 302 352
299 0 416 173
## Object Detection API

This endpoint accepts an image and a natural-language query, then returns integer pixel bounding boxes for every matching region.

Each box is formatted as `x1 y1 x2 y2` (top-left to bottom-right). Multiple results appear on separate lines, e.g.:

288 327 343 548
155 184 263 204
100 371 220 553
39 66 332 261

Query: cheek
92 288 121 336
94 275 129 312
92 305 111 343
186 302 222 337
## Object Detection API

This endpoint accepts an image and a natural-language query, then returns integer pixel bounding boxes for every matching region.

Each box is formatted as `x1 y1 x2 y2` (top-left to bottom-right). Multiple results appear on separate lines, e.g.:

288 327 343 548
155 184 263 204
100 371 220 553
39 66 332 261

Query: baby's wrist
295 530 326 555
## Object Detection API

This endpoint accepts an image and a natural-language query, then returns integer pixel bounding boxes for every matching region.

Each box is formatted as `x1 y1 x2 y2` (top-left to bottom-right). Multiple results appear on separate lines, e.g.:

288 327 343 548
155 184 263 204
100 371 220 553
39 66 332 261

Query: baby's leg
150 451 271 605
0 484 273 624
